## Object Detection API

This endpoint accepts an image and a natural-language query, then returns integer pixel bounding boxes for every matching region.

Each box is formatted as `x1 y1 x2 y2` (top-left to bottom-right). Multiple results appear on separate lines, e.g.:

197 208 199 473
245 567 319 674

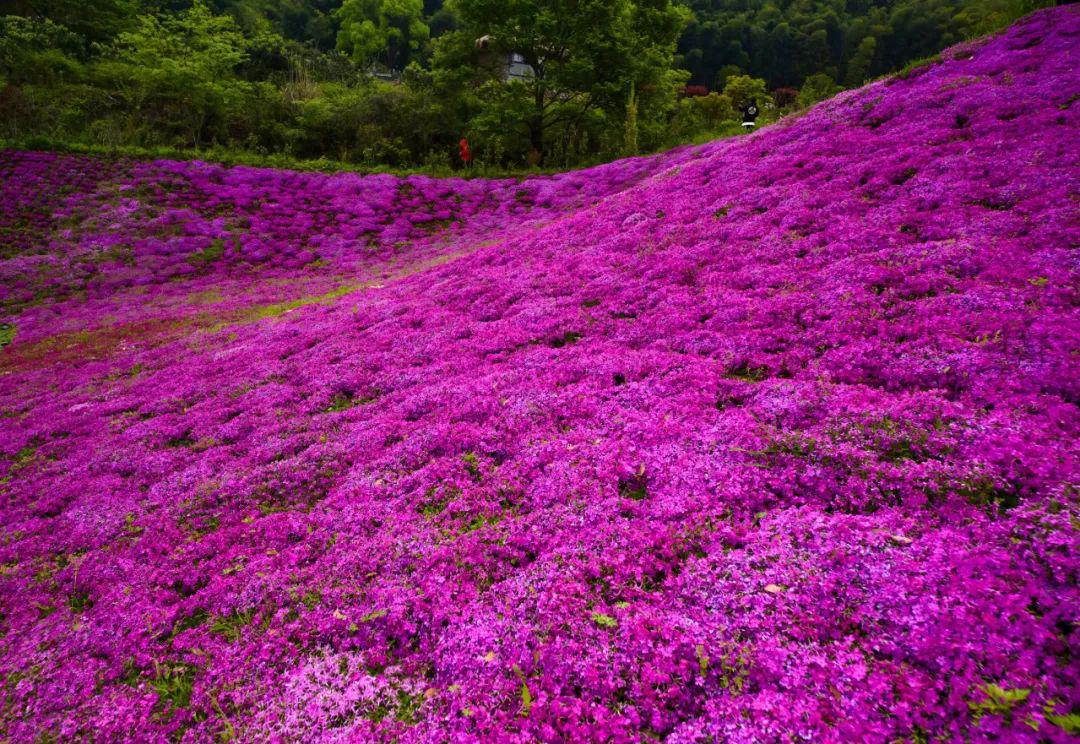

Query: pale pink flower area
0 7 1078 742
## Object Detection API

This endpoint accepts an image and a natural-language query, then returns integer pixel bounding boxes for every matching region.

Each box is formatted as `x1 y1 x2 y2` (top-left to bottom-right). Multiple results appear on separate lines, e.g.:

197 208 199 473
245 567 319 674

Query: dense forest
0 0 1058 169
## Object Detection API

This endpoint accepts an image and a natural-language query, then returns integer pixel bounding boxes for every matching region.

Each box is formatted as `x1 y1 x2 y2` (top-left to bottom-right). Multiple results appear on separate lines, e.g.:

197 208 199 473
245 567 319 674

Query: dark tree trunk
531 82 545 165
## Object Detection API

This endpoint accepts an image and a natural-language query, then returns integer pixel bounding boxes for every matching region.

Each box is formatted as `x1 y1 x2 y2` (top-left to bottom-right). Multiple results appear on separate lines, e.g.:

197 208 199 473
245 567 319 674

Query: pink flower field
1 7 1078 742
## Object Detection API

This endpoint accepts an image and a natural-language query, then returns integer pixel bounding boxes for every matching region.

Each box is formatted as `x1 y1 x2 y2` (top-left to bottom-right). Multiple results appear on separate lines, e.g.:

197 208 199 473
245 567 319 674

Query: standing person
741 101 759 132
459 138 473 168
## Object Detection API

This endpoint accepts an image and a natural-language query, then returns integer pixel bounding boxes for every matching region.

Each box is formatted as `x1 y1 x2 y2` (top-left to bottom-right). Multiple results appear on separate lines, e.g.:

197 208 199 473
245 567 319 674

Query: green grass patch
890 54 942 82
187 238 226 269
151 661 198 711
591 612 618 629
209 609 256 642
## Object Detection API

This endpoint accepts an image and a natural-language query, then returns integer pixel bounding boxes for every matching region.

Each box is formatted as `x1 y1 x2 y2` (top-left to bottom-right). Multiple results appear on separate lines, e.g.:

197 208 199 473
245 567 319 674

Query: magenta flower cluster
1 8 1078 742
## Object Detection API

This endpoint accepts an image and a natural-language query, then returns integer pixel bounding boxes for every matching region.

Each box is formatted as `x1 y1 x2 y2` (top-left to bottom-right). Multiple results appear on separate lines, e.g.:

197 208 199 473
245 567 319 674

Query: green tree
955 0 1057 37
0 15 87 139
696 91 733 123
335 0 429 71
0 0 1055 167
722 74 767 110
666 90 735 144
797 72 840 109
2 0 138 42
622 82 637 156
95 1 254 146
845 35 877 87
713 63 742 91
447 0 689 163
673 0 1050 93
0 15 82 86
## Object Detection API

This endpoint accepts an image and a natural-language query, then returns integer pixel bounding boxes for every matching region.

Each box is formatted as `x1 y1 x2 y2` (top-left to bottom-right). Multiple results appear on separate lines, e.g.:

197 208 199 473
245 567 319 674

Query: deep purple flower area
1 8 1078 742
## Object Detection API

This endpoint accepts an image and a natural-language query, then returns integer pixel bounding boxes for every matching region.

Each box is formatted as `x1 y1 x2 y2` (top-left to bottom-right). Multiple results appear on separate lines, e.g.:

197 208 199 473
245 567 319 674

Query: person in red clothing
459 138 472 167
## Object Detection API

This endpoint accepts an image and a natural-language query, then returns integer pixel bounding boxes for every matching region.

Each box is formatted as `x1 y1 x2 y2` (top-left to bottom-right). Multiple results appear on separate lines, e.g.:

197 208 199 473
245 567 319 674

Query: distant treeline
0 0 1055 169
676 0 1057 90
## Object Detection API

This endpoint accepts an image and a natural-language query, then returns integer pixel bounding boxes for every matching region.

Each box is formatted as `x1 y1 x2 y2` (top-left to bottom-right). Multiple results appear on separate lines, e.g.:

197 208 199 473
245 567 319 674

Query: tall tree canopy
335 0 428 70
0 0 1058 167
675 0 1057 90
448 0 689 161
94 1 254 146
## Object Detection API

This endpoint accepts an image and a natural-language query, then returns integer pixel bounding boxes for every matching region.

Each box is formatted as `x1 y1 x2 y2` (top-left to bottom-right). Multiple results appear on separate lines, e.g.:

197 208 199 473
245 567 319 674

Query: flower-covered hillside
1 7 1078 742
0 146 696 346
